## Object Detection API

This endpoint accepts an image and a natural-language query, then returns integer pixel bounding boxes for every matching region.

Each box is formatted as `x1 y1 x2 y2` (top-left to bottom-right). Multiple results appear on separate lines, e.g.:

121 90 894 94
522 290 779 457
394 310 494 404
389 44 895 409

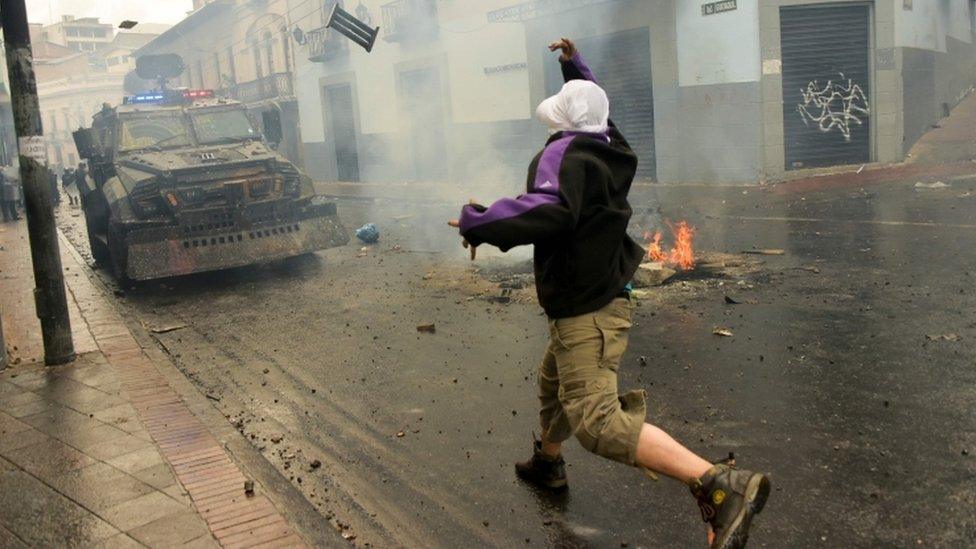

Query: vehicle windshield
118 113 190 151
190 109 257 144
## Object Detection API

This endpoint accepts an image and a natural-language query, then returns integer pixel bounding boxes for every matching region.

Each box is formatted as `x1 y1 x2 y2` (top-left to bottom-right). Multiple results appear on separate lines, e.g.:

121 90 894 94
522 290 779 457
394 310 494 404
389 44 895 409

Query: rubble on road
914 181 950 189
633 261 676 287
742 248 786 256
926 333 961 342
144 322 187 334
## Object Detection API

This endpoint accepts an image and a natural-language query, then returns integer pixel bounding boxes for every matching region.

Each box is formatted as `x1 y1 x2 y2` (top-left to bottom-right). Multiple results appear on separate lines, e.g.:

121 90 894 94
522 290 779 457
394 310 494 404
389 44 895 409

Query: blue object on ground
355 223 380 244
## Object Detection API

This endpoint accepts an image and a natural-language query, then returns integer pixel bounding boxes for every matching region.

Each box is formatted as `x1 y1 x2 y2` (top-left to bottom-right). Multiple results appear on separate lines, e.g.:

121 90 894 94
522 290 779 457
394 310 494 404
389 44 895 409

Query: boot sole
514 468 568 491
712 473 770 549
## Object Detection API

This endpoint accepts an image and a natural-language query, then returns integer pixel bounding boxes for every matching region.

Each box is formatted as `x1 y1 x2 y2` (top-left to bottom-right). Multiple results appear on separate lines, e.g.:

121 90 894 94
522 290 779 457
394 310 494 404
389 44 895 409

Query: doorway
325 83 361 182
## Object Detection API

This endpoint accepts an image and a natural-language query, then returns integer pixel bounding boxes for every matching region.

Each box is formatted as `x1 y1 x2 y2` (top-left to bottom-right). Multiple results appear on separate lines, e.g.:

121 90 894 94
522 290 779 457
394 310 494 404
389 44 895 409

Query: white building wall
676 0 761 87
293 57 327 142
293 0 529 138
895 0 947 50
944 0 973 42
443 16 528 124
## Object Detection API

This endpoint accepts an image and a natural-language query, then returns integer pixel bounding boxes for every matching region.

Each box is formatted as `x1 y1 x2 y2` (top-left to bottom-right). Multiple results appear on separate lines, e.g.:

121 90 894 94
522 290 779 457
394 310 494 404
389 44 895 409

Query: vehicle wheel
87 226 111 267
107 229 131 286
82 200 111 267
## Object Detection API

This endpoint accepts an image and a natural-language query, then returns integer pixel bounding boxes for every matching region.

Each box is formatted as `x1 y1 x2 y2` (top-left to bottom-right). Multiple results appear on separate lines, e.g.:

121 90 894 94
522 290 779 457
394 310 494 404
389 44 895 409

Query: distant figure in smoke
449 39 769 549
1 166 21 221
74 163 89 203
62 166 79 206
48 165 60 208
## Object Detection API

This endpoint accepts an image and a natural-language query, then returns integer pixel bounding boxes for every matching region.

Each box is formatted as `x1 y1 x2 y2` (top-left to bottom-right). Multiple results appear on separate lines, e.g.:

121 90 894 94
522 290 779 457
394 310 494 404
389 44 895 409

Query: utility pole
1 0 75 365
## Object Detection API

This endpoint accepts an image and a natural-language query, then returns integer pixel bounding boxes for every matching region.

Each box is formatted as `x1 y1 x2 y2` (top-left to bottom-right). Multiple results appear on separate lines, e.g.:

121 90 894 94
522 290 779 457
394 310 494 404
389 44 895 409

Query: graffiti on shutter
796 73 870 142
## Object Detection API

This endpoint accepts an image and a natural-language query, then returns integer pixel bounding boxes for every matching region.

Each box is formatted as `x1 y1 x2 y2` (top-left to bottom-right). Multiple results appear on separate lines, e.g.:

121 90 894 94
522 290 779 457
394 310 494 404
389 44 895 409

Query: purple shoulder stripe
458 193 562 232
570 52 597 83
533 135 576 192
458 130 607 234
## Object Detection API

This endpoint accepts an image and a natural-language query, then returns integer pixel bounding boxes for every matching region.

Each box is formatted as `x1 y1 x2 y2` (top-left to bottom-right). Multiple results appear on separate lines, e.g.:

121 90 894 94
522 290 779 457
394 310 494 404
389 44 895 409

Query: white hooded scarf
535 79 610 135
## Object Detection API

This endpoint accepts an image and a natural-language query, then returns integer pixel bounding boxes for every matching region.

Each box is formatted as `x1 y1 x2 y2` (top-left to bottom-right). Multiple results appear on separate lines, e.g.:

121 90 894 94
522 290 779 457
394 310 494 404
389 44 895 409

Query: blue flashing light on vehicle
122 89 215 105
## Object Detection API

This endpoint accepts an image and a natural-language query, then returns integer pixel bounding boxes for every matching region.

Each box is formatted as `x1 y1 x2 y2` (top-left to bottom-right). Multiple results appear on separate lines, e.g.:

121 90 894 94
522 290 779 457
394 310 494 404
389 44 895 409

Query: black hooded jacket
458 52 644 319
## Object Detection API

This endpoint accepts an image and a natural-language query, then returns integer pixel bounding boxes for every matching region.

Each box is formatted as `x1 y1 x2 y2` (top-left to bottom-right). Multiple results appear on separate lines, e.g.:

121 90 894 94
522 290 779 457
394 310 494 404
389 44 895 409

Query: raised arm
548 38 630 147
549 37 597 84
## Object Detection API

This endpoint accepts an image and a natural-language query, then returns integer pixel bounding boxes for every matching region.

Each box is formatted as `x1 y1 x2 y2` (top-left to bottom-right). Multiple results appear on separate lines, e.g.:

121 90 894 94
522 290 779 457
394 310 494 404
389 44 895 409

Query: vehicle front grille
181 222 302 249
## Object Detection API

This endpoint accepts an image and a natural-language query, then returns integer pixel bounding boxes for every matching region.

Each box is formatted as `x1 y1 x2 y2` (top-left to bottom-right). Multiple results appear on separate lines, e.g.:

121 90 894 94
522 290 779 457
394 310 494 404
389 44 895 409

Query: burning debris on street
645 220 696 272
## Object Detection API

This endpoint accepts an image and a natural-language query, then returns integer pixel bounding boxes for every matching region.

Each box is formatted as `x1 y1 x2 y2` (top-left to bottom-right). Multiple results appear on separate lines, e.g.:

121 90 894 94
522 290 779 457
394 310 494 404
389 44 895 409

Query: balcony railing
220 72 293 103
381 0 438 43
306 26 348 63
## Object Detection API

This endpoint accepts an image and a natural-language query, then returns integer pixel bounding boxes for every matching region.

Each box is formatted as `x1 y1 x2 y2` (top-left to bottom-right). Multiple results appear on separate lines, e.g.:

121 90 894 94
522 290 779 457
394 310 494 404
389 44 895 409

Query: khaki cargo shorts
538 297 647 466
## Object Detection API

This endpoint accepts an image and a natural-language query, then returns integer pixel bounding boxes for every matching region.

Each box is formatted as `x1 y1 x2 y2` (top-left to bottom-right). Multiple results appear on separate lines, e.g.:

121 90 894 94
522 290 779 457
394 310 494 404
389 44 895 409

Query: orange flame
643 221 696 271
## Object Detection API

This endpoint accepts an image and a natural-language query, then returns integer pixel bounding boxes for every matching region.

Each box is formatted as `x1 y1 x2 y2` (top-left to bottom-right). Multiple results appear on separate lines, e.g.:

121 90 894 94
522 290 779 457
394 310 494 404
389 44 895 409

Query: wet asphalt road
61 178 976 548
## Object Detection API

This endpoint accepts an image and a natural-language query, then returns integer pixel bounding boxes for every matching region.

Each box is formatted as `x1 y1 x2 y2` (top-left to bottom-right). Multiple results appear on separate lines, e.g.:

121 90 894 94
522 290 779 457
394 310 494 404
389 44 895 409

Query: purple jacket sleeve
561 52 597 84
458 137 583 251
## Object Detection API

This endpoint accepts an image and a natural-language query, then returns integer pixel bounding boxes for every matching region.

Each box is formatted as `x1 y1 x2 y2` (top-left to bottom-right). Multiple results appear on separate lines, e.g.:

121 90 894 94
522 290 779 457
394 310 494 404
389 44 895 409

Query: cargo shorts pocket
558 376 607 401
595 315 632 371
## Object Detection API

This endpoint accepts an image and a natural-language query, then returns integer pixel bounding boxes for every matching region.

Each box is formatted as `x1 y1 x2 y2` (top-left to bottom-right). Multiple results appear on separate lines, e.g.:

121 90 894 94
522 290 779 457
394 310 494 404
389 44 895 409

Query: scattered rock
395 430 405 438
632 261 676 287
270 434 283 444
310 459 322 469
712 328 734 337
741 248 786 256
487 289 512 304
416 323 436 334
926 333 960 342
147 323 186 334
914 181 949 189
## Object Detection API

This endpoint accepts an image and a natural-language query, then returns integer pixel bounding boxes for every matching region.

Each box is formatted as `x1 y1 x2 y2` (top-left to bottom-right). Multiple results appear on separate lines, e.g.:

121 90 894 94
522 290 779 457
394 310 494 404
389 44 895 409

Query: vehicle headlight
283 175 301 196
134 196 165 217
276 162 303 197
129 181 166 218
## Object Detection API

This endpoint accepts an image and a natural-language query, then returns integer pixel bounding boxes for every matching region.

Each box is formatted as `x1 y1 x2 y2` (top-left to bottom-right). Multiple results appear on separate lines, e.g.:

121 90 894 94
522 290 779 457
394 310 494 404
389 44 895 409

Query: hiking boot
515 440 567 491
690 462 770 549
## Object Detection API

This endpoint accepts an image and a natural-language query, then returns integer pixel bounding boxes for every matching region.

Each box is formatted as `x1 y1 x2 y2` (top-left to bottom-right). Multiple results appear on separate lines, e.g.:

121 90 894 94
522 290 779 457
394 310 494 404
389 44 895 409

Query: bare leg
542 422 710 483
636 423 712 482
635 424 715 544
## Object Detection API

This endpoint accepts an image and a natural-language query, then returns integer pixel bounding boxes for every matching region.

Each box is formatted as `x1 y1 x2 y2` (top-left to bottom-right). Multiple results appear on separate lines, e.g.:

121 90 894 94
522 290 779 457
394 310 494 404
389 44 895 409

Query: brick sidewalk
0 221 309 547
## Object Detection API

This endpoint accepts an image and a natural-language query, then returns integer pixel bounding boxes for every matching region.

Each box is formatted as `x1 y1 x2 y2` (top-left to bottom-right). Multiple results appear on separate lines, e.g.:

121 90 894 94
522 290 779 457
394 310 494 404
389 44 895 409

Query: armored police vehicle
73 84 348 282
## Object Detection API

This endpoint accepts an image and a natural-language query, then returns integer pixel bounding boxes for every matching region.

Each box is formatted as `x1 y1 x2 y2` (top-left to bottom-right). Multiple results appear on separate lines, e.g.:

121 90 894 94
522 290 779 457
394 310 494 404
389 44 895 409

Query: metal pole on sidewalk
1 0 75 365
0 313 6 371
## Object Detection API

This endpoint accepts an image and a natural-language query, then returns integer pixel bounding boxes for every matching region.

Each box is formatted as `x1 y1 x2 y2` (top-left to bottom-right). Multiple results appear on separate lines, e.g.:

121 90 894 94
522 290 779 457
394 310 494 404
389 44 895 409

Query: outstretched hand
548 37 577 61
448 199 480 261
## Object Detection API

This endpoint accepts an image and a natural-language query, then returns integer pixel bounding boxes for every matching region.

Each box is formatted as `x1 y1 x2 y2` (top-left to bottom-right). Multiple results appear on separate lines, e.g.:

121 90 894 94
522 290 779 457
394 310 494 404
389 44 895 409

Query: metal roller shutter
545 27 656 180
781 4 871 170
